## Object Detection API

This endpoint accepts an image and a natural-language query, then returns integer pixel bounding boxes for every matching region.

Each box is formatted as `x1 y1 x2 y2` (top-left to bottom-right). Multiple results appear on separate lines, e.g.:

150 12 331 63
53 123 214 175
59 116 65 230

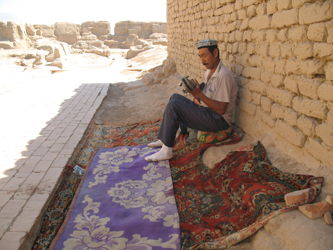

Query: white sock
145 145 173 162
148 139 163 148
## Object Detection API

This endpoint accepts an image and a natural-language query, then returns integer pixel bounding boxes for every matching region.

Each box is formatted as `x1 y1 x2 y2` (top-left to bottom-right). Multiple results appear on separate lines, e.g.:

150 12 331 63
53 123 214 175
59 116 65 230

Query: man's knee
166 97 189 117
169 93 182 101
166 98 178 111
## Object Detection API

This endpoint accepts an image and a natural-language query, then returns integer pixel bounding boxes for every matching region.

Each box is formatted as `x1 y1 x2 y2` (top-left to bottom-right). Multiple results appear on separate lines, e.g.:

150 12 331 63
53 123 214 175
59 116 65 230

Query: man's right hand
192 97 201 105
190 79 202 104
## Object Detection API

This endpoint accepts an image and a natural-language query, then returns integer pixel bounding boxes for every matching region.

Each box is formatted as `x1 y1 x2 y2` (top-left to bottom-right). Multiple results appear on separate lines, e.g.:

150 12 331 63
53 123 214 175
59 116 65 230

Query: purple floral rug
51 145 181 250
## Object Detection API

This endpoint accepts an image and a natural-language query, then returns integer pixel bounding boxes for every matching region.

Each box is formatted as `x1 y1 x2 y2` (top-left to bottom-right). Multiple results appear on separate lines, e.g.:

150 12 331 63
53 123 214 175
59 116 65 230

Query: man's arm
189 82 228 116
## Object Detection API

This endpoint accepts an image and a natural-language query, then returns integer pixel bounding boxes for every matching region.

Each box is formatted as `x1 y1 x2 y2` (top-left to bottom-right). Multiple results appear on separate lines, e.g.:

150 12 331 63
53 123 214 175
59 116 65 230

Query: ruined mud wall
0 21 26 40
114 21 167 40
0 20 167 50
167 0 333 168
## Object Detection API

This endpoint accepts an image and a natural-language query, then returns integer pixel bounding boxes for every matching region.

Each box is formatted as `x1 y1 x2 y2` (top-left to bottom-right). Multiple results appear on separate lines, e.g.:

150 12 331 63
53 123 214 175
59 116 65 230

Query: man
145 39 238 162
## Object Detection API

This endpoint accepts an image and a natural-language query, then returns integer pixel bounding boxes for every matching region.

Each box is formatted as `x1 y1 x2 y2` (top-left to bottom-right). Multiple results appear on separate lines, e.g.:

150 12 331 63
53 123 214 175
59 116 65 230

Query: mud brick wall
114 21 167 39
0 21 26 40
167 0 333 168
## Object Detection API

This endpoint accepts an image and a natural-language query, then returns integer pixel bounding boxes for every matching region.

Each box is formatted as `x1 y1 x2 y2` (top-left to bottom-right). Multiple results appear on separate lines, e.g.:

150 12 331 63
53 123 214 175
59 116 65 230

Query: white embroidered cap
196 39 218 49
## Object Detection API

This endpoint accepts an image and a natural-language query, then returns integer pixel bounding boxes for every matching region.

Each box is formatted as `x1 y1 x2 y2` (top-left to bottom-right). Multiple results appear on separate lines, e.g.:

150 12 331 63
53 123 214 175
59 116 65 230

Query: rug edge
48 147 101 250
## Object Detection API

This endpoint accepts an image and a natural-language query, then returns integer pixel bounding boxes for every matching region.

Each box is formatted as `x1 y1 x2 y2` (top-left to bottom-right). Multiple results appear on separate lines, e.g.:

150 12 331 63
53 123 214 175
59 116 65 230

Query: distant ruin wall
0 20 167 50
0 21 26 40
167 0 333 168
114 21 167 39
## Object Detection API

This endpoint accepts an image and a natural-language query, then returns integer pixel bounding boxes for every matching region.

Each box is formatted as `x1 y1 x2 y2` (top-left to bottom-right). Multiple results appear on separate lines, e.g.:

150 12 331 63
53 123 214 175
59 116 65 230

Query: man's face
198 47 218 70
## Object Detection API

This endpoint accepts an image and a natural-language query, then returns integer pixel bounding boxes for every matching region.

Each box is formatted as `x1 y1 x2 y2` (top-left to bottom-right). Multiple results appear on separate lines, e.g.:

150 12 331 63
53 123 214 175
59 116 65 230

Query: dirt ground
89 47 172 125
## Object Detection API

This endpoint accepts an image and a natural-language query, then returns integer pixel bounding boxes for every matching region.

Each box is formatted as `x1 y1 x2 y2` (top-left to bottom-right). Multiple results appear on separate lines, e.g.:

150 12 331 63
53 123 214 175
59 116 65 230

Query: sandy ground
0 46 170 126
1 45 332 250
93 47 173 125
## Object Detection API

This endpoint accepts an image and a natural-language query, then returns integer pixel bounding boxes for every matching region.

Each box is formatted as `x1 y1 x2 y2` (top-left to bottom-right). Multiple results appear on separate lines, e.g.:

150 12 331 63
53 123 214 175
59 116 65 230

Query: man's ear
213 48 218 58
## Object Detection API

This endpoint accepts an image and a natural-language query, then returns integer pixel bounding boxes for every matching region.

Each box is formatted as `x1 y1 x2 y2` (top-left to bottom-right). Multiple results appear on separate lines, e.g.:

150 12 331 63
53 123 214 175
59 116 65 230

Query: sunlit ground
0 49 131 182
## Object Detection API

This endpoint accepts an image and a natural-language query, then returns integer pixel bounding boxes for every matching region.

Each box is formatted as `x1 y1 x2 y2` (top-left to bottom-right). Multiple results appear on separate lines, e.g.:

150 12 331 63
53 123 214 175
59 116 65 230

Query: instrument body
179 75 205 94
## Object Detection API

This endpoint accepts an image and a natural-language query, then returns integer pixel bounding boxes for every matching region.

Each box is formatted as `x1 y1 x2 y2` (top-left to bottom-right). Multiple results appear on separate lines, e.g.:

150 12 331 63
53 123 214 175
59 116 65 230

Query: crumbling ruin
0 20 167 67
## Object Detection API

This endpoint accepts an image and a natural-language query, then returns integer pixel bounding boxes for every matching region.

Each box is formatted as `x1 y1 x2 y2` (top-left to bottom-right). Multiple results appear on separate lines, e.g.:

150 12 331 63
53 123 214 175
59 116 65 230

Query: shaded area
31 167 83 250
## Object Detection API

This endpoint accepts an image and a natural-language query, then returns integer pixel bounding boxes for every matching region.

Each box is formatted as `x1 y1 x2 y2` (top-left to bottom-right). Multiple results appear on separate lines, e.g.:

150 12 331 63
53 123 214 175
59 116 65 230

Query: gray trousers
158 94 230 147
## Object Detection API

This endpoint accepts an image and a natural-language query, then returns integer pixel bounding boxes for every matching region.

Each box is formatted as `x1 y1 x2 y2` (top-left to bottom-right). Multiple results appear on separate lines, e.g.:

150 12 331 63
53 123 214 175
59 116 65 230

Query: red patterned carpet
169 139 322 249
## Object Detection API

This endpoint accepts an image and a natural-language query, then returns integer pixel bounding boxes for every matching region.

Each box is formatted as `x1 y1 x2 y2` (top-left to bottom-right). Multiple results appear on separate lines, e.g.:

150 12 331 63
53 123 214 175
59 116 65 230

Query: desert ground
0 46 170 172
0 46 170 124
1 46 332 250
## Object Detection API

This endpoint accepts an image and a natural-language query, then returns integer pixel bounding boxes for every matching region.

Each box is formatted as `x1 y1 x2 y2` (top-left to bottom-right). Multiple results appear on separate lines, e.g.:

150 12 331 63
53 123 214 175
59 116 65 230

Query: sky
0 0 167 33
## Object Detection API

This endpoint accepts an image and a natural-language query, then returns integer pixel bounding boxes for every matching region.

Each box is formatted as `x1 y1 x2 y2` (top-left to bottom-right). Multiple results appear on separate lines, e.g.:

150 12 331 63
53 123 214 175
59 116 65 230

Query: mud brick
0 232 27 250
0 218 12 238
0 199 27 218
32 147 49 156
34 160 53 172
0 191 14 208
0 170 16 190
2 177 26 191
285 188 310 206
326 195 333 205
10 209 42 233
324 212 333 225
299 200 333 219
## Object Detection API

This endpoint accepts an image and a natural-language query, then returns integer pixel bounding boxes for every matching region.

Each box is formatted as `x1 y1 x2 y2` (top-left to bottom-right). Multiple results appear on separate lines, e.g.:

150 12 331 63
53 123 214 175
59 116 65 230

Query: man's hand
192 97 201 105
189 79 201 98
189 79 228 116
189 79 202 104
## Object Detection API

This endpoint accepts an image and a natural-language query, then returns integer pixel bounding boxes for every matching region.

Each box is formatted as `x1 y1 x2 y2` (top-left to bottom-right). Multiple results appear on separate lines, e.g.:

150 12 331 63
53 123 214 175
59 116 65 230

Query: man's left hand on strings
189 79 202 101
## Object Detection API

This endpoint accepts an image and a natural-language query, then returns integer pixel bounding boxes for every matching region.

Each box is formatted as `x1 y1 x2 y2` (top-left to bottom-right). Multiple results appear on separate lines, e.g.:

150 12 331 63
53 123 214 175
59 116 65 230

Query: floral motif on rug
50 145 181 250
33 120 162 250
169 141 322 249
